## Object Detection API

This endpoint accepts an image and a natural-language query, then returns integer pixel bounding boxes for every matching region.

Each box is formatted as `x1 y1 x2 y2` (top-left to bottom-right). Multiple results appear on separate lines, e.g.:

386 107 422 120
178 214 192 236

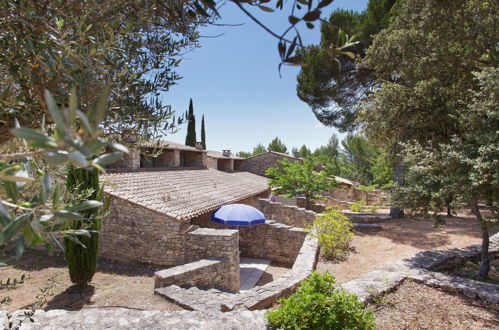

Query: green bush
307 208 353 260
369 205 378 213
349 200 367 213
266 272 375 329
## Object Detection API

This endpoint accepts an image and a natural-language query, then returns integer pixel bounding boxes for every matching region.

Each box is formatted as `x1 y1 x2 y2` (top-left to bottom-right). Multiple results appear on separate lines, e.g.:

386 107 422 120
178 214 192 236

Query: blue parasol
211 204 266 226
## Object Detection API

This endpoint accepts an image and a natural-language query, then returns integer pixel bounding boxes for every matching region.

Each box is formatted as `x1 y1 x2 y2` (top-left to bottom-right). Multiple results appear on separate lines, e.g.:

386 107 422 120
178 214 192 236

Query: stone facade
245 152 301 176
206 156 218 169
100 198 239 276
108 149 140 169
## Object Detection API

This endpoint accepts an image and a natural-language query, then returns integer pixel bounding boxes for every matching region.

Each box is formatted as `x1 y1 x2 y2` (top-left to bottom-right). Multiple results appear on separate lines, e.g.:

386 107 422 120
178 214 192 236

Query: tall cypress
185 98 196 147
63 167 102 287
201 114 206 150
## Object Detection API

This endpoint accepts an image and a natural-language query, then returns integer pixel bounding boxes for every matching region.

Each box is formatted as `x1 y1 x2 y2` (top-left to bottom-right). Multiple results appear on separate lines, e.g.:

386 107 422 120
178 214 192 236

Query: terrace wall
255 198 317 228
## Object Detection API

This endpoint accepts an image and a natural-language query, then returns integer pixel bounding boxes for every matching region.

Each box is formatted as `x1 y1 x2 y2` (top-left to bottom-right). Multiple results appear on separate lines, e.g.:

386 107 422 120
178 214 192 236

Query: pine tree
185 99 196 147
201 114 206 150
63 167 102 287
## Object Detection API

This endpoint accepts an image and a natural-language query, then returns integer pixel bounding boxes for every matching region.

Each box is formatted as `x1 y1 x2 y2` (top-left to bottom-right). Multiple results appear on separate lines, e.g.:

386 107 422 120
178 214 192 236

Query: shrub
349 200 366 213
307 207 353 260
266 272 375 329
369 205 378 213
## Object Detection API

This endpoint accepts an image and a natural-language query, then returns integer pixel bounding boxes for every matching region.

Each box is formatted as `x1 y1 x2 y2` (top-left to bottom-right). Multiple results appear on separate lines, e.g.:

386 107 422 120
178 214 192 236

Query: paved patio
240 257 271 291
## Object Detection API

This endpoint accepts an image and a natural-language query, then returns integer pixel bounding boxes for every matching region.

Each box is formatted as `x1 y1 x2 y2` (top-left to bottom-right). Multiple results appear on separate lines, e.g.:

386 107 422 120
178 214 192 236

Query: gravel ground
0 250 182 312
373 280 499 329
256 262 290 287
317 215 493 284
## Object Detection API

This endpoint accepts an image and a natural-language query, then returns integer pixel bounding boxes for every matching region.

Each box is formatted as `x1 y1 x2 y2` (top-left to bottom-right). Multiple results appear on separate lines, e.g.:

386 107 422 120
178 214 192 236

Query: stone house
244 151 302 176
99 140 323 296
206 150 246 172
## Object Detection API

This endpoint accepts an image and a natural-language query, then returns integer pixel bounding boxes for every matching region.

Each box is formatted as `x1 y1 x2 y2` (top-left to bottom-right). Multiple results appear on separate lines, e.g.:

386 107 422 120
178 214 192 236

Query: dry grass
373 280 499 329
0 250 182 312
317 215 493 284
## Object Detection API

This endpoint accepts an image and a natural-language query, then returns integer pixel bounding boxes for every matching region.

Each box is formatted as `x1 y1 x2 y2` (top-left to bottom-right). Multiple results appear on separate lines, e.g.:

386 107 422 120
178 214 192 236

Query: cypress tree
185 98 196 147
63 167 102 287
201 114 206 150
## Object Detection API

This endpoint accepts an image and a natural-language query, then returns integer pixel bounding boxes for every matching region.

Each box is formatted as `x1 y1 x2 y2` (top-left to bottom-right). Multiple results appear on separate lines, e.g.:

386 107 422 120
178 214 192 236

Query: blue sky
163 0 368 153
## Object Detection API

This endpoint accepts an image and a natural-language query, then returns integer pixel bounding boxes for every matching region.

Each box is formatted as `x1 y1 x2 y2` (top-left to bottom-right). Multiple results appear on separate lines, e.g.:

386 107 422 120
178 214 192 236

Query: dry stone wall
191 206 307 266
255 198 316 228
154 257 238 292
101 198 239 273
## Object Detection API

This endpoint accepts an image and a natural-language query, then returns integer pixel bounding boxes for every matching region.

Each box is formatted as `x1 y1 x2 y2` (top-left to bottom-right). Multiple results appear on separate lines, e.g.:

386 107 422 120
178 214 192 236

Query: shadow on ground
45 285 96 311
355 216 486 250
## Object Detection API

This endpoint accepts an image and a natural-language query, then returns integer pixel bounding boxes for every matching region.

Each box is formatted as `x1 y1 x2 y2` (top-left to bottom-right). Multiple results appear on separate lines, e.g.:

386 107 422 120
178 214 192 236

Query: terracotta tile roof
245 151 302 160
207 150 244 160
102 169 269 221
139 140 205 152
333 176 358 186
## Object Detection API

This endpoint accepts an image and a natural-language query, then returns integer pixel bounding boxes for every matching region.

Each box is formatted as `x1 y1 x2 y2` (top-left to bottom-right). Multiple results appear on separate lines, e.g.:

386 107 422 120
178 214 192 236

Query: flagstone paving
239 258 271 291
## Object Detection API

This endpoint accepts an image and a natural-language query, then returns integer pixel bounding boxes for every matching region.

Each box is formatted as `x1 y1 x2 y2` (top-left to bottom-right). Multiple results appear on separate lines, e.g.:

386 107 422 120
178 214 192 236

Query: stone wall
255 198 317 228
238 221 307 265
182 151 207 167
190 209 306 266
217 158 234 172
100 197 239 270
206 156 218 169
108 149 140 169
245 152 301 176
234 159 247 171
154 258 236 292
156 149 180 167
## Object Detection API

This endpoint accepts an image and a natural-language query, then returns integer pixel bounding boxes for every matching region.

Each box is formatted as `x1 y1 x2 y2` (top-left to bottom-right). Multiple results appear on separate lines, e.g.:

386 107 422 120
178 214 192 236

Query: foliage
252 143 267 156
267 137 288 154
236 151 252 158
63 167 103 287
291 145 311 158
360 0 497 153
296 0 399 131
391 68 499 279
265 158 337 210
266 272 375 330
201 114 206 150
369 205 378 214
307 208 353 259
0 1 217 143
357 184 377 205
340 134 392 185
185 99 197 147
349 200 366 213
0 88 127 259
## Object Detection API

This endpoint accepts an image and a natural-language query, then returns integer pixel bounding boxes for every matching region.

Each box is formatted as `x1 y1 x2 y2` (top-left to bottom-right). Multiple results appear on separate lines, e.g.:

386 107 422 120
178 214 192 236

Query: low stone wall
341 232 499 305
239 221 307 265
191 210 307 266
255 198 317 228
154 258 236 292
0 309 268 329
155 234 320 311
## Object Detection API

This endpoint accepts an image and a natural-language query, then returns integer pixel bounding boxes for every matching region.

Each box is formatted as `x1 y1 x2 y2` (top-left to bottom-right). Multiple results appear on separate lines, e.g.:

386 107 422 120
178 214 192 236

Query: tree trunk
390 156 405 219
305 196 312 211
471 201 490 280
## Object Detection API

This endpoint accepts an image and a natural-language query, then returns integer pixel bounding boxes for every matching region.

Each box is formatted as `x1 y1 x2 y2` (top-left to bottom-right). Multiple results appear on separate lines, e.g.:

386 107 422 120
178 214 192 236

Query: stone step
342 212 392 223
352 223 383 232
